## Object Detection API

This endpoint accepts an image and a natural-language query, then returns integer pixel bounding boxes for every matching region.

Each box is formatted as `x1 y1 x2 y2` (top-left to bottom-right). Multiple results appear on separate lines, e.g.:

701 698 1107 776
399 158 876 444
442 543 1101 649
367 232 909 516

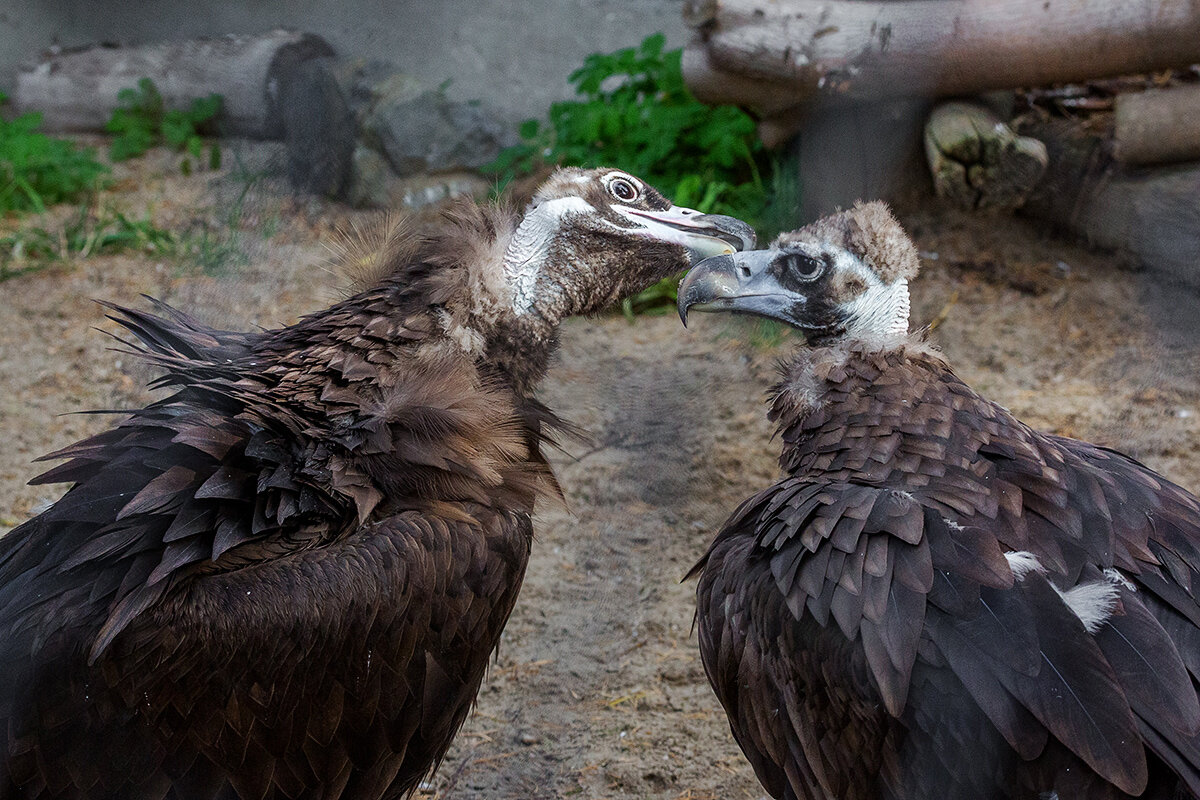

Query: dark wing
0 287 566 798
1 297 547 662
695 467 1200 799
97 296 256 363
694 480 943 800
3 508 530 799
892 364 1200 795
1013 434 1200 794
0 305 347 669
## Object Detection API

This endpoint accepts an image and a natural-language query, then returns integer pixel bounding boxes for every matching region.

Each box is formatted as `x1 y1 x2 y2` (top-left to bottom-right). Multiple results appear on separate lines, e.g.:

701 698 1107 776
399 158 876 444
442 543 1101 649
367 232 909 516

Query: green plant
0 93 108 214
0 204 183 280
0 148 284 282
489 33 768 222
107 78 223 173
620 274 681 321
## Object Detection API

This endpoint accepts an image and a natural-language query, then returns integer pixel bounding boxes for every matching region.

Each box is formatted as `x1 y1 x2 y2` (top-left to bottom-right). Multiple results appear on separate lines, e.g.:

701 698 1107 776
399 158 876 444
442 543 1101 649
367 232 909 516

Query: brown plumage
678 202 1200 800
0 167 754 800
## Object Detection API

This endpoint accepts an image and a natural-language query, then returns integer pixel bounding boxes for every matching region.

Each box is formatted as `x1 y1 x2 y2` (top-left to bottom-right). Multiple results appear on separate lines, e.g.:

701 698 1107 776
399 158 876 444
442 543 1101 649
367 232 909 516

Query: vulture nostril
740 266 752 278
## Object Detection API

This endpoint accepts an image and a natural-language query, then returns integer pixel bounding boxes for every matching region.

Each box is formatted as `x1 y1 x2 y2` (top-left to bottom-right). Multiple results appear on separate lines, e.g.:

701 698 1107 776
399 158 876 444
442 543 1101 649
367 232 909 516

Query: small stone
364 90 517 177
346 145 393 208
389 172 489 210
518 731 541 746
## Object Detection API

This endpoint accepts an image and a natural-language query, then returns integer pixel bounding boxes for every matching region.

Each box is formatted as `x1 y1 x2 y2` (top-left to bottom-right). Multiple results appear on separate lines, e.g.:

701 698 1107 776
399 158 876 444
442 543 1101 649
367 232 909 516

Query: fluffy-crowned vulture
0 167 754 800
677 201 1200 800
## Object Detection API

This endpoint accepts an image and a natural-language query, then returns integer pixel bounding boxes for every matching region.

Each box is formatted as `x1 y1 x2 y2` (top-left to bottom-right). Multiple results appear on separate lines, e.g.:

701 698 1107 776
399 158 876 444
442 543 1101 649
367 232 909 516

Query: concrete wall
0 0 689 124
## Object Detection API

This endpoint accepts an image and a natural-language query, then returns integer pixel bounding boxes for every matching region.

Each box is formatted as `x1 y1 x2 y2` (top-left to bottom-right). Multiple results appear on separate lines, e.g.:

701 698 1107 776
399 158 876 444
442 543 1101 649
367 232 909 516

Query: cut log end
924 102 1048 212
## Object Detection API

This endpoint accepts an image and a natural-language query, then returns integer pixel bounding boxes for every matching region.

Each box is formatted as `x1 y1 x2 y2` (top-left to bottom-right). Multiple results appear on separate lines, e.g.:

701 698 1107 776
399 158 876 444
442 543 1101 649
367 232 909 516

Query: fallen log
1114 83 1200 166
15 30 335 138
1022 117 1200 289
684 0 1200 145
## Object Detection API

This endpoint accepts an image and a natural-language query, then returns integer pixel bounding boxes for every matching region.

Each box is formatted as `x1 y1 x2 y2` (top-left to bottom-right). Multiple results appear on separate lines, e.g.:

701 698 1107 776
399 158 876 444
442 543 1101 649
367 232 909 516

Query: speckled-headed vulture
0 167 754 800
678 202 1200 800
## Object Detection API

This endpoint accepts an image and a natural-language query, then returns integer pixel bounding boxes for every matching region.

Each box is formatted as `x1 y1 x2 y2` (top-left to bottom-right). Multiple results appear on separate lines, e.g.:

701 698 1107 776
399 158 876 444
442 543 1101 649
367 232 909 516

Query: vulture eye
788 254 825 281
608 177 640 202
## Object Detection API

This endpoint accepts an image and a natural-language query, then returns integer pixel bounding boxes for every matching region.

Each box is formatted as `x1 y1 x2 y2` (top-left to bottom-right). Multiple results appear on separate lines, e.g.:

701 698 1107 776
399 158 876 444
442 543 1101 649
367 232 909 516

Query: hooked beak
618 206 757 262
677 250 806 327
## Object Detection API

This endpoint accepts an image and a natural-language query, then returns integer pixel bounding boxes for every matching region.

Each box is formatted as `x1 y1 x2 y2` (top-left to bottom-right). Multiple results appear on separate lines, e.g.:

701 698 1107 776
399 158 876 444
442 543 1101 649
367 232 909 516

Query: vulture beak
677 250 805 327
619 207 757 261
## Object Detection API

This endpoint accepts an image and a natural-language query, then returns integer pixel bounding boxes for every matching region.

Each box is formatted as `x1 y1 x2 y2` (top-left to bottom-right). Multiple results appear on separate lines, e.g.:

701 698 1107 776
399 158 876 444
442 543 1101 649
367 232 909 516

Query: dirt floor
3 143 1200 799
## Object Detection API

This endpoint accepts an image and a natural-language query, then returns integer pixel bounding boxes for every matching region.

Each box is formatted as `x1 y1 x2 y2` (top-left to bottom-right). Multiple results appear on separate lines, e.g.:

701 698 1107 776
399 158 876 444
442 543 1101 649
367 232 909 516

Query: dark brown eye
789 254 824 280
608 177 639 202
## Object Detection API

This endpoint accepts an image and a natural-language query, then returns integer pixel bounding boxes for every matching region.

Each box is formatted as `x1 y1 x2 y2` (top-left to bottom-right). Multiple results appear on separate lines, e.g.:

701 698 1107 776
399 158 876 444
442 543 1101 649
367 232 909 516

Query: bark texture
14 30 335 138
1114 84 1200 167
683 0 1200 145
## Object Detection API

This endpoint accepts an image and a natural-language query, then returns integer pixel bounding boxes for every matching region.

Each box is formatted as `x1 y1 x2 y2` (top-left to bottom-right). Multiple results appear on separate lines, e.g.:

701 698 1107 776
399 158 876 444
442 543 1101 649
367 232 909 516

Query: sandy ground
3 144 1200 799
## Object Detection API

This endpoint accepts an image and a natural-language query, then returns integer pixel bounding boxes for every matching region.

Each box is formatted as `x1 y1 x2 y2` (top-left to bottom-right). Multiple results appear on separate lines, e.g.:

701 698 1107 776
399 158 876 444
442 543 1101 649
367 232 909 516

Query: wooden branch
15 30 335 138
685 0 1200 115
1114 84 1200 166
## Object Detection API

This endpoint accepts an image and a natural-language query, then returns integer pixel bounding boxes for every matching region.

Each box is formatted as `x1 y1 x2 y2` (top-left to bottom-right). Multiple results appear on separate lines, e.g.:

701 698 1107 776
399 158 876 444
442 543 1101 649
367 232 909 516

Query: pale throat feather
846 277 910 340
502 196 593 316
890 280 911 337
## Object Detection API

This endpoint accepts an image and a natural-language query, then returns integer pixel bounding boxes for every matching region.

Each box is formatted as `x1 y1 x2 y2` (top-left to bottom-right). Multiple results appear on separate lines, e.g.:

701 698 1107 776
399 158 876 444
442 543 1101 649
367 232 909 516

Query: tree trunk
15 30 335 139
1114 84 1200 167
684 0 1200 145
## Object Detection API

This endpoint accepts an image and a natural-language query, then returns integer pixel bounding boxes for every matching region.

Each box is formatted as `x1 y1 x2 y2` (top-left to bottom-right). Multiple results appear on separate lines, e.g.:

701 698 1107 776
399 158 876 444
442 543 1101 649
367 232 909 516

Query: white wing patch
1004 550 1044 580
1004 550 1124 633
1104 567 1136 591
1056 580 1120 634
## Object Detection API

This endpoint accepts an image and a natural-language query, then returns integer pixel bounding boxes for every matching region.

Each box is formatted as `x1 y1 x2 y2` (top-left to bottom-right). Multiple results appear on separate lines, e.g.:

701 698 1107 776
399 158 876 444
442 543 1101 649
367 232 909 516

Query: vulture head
502 167 756 326
677 200 917 345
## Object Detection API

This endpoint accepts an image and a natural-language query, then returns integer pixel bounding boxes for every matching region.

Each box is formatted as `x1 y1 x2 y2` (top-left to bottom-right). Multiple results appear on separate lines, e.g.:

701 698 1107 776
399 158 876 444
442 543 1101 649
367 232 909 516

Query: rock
346 145 393 208
271 55 513 199
364 90 517 177
329 58 424 125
